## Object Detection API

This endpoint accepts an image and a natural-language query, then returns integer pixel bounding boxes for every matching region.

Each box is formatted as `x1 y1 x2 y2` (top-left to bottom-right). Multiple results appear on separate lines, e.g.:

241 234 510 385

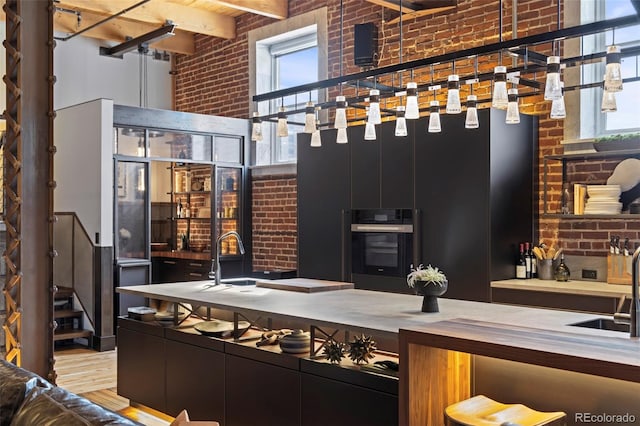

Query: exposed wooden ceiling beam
54 10 195 55
208 0 288 20
56 0 236 39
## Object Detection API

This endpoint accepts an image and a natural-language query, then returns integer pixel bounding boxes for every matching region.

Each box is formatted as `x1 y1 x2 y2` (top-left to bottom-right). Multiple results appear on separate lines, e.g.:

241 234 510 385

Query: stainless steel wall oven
351 209 414 277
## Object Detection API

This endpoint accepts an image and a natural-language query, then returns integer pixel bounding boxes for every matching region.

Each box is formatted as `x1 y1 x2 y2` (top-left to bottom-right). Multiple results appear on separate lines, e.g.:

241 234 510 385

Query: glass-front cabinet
112 105 248 288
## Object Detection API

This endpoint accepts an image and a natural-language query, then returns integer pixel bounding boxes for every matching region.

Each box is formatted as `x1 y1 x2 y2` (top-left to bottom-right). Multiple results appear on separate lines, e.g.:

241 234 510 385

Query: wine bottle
524 242 532 279
176 198 182 218
554 253 570 282
516 243 527 279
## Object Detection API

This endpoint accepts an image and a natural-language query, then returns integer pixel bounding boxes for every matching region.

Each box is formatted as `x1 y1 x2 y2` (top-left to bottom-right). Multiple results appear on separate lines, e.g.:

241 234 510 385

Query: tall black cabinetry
298 109 536 301
415 109 536 302
297 130 351 280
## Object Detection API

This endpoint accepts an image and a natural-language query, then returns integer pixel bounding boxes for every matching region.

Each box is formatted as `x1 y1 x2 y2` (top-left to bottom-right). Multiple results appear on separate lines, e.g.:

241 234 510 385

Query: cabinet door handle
189 262 203 267
163 260 177 265
189 272 203 277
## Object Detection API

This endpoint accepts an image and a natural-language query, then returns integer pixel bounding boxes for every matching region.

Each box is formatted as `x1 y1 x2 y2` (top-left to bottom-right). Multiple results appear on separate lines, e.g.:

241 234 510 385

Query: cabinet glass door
115 160 148 260
215 167 241 256
172 163 213 253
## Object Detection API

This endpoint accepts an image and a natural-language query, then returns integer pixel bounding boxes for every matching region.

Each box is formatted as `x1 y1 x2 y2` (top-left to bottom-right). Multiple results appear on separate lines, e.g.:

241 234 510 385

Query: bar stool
445 395 566 426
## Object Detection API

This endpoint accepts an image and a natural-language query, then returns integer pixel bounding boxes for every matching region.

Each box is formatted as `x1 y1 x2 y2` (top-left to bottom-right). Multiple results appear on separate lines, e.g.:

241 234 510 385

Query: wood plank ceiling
44 0 288 55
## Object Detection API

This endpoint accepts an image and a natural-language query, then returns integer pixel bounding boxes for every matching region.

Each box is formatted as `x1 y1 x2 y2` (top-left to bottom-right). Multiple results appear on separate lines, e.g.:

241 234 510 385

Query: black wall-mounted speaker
354 23 378 67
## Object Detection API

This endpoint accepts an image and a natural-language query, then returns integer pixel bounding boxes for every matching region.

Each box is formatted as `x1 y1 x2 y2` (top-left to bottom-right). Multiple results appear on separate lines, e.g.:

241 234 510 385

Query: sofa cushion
43 387 143 426
0 360 52 426
10 391 91 426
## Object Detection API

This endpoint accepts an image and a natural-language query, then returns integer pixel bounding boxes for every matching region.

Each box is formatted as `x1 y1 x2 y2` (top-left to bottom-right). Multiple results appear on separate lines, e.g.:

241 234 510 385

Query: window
580 0 640 138
255 26 318 165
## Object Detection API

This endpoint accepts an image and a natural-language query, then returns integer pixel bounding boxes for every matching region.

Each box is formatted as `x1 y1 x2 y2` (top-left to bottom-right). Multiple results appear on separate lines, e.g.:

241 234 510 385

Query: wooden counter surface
151 250 211 261
491 279 631 299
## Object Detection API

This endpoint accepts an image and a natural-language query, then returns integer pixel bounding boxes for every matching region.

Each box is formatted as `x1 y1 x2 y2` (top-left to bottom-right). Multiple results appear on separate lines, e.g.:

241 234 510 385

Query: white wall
54 99 114 247
53 31 172 110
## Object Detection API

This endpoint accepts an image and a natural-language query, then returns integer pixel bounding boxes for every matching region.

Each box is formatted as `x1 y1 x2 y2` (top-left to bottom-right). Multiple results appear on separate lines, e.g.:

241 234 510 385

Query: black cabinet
225 353 300 426
117 320 166 412
380 121 414 209
350 123 414 209
351 126 379 209
297 130 351 281
165 338 225 421
414 109 536 302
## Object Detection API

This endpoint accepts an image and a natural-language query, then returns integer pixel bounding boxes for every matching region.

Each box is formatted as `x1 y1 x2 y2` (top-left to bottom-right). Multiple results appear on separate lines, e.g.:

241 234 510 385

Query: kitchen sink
220 278 257 286
568 318 630 333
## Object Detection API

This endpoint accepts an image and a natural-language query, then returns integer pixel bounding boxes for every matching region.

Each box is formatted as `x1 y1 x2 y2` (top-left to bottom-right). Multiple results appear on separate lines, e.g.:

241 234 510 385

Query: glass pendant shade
334 95 348 129
364 121 377 140
601 88 617 113
336 127 348 144
277 106 288 137
492 66 509 110
405 82 420 119
446 74 462 114
544 56 563 100
310 121 322 147
395 106 408 137
368 89 382 125
251 112 263 141
604 45 623 92
505 88 520 124
465 95 479 129
550 83 566 119
428 100 441 133
303 102 316 133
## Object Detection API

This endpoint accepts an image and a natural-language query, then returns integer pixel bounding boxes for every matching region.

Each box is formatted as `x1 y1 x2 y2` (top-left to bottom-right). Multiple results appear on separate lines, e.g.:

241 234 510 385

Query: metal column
3 0 56 381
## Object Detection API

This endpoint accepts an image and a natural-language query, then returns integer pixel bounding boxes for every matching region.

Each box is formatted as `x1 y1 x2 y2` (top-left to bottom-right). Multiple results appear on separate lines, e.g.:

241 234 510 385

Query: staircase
54 286 92 349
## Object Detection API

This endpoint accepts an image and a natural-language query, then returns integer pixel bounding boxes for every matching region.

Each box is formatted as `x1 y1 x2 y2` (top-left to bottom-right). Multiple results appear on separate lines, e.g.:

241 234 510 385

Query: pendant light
465 56 480 129
251 111 263 141
428 100 441 133
310 119 322 147
544 56 563 100
405 82 419 119
303 101 316 133
604 45 623 92
505 87 520 124
395 106 408 137
601 87 617 113
337 128 348 144
465 95 479 129
276 102 288 137
334 95 348 130
446 66 461 114
368 88 382 125
550 82 566 119
364 107 376 140
492 65 509 109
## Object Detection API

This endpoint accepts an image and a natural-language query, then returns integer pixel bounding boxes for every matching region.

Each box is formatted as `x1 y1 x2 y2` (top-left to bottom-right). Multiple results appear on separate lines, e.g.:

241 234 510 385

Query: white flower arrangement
406 264 447 288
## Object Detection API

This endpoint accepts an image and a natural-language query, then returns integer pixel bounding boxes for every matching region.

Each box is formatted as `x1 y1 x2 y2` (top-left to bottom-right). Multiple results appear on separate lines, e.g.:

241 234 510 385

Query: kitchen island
117 281 640 426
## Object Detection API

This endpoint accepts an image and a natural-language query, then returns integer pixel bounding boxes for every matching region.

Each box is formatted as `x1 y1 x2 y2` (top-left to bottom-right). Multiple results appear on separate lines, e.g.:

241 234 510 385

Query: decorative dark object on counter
322 339 346 364
407 264 448 312
554 253 570 282
279 329 311 354
348 335 377 364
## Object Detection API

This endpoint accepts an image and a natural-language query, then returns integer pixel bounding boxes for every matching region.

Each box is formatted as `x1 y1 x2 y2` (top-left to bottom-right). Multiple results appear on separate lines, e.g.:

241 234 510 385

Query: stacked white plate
584 185 622 214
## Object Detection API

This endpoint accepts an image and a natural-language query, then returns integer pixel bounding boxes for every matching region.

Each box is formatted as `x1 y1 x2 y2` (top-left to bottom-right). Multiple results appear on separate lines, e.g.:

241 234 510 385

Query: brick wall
252 173 297 271
173 0 628 269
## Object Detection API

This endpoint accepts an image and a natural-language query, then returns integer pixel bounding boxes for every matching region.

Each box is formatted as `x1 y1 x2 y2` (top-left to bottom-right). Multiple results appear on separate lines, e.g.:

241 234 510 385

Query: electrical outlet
582 269 597 280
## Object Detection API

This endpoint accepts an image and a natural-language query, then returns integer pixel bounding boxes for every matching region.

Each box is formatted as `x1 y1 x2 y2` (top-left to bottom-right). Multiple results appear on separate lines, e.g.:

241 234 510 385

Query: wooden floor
55 347 173 426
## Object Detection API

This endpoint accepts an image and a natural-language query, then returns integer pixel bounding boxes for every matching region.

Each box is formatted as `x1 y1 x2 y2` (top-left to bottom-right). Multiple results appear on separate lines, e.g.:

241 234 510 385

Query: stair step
54 329 92 341
54 309 84 319
55 286 74 299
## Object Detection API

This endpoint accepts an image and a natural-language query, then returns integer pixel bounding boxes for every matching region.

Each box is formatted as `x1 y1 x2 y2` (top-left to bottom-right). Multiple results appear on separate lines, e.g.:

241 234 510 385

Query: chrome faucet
208 231 245 286
613 245 640 338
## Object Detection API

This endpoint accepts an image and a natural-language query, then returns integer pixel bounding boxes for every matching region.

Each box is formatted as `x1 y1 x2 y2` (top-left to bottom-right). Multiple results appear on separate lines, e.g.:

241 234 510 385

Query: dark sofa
0 359 142 426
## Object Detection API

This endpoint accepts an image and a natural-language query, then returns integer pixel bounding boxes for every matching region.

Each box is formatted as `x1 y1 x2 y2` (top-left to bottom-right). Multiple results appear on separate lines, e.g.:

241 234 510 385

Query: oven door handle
351 224 413 233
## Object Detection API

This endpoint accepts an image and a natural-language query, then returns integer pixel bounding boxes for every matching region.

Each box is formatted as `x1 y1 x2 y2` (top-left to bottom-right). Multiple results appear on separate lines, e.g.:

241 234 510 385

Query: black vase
415 280 448 312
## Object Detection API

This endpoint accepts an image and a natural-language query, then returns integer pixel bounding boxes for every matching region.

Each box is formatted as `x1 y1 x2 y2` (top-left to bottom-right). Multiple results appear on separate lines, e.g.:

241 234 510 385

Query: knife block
607 253 632 285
